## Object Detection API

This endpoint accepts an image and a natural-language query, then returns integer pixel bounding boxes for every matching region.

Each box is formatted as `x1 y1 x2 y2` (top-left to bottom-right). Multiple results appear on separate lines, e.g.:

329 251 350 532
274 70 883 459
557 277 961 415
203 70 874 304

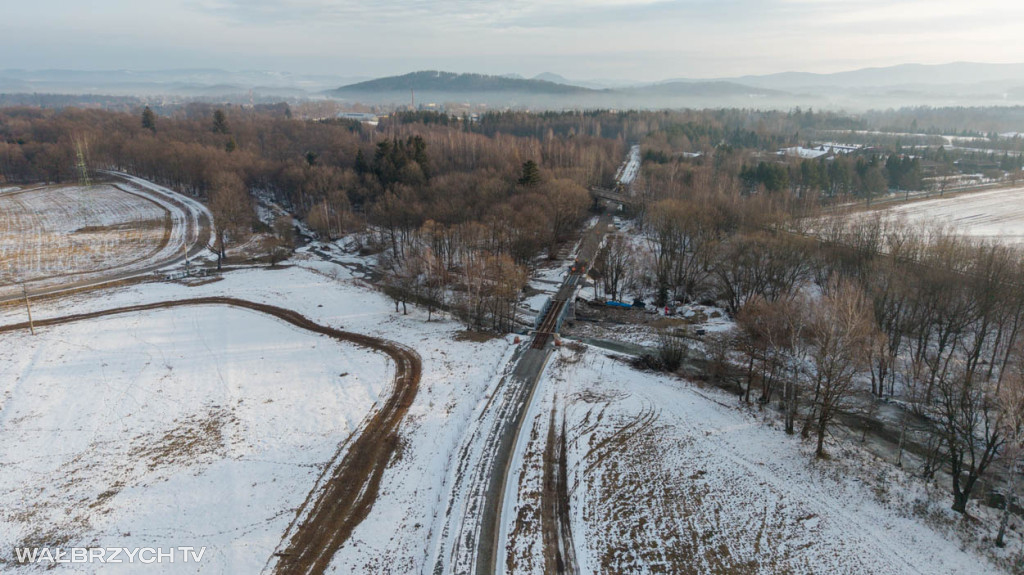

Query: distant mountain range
325 63 1024 110
723 62 1024 91
327 71 817 108
0 68 369 98
5 62 1024 110
529 72 619 90
619 81 785 98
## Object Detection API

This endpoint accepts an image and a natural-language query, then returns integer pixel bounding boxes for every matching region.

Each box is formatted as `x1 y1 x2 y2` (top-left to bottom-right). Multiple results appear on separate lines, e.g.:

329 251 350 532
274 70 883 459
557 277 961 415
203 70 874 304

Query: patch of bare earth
129 406 239 472
454 329 503 343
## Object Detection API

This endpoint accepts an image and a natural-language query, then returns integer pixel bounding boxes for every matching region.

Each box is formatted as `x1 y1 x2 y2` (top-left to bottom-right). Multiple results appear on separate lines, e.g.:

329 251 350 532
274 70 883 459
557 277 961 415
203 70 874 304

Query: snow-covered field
0 176 215 300
0 185 169 284
1 218 1014 573
0 256 519 573
0 305 389 573
501 346 1004 574
883 185 1024 243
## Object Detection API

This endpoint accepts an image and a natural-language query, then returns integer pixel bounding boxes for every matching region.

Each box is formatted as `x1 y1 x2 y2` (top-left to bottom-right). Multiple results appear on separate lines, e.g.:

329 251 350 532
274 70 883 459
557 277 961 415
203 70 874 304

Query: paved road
473 208 616 574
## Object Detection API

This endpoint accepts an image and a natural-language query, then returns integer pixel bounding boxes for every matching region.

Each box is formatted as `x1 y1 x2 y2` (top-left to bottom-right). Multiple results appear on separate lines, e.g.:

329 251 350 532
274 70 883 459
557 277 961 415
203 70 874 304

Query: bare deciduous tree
804 280 879 458
996 362 1024 548
597 234 633 302
209 171 253 270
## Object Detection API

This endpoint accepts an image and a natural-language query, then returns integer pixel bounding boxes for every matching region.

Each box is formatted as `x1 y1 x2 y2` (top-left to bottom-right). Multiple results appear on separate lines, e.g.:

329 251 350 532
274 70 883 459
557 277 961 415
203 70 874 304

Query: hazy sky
3 0 1024 81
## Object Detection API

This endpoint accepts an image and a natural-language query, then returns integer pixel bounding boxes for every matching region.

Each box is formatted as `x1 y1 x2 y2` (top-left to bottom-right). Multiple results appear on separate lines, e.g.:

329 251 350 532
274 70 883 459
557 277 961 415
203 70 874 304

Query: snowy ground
882 185 1024 243
567 294 734 352
0 255 519 573
501 345 1006 575
521 266 563 326
519 234 585 326
614 145 641 187
3 207 1013 573
0 305 389 573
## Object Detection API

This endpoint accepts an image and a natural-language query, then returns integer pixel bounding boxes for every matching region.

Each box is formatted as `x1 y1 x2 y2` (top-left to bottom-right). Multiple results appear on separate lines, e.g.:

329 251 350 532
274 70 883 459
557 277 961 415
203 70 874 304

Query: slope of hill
330 71 592 95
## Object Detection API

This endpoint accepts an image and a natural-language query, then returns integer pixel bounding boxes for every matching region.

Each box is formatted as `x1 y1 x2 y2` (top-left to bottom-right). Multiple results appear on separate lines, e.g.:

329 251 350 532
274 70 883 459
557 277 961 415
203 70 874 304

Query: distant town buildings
336 112 379 124
777 142 863 159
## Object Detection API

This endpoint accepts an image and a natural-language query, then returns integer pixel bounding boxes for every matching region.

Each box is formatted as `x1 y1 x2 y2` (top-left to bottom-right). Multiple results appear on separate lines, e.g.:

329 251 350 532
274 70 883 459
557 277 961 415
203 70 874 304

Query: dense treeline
0 104 619 330
769 216 1024 520
592 163 1024 525
642 140 1017 204
548 108 1024 527
862 106 1024 136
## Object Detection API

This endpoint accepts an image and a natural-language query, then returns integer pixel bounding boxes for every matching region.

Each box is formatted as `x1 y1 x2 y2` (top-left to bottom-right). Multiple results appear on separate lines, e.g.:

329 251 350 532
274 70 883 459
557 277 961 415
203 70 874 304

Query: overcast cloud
2 0 1023 81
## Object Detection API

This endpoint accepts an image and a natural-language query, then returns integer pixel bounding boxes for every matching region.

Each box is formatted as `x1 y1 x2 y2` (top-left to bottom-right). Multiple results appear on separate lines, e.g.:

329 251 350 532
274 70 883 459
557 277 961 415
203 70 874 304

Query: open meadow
0 184 170 286
880 185 1024 243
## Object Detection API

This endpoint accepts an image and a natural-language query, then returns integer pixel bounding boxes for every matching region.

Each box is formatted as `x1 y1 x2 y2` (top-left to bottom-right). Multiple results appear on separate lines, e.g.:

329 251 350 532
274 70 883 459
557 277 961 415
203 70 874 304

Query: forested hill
329 71 595 95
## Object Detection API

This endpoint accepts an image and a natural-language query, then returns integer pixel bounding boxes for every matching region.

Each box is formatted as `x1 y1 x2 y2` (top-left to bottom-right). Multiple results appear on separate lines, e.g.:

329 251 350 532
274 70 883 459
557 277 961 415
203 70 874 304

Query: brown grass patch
128 406 238 472
650 317 688 329
454 330 502 343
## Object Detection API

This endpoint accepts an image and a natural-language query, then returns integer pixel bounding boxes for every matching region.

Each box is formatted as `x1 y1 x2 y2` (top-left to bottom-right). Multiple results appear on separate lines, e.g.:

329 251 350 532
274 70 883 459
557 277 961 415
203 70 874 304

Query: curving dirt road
0 297 421 575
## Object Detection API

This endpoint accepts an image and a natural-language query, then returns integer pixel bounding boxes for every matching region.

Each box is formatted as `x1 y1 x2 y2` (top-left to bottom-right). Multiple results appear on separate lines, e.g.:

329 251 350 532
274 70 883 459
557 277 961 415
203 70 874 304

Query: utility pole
184 242 190 276
21 284 34 335
74 137 92 188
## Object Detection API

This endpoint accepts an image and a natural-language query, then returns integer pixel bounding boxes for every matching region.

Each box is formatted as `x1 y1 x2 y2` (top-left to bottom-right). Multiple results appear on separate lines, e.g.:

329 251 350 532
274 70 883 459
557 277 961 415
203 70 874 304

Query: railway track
533 299 567 349
431 190 622 574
